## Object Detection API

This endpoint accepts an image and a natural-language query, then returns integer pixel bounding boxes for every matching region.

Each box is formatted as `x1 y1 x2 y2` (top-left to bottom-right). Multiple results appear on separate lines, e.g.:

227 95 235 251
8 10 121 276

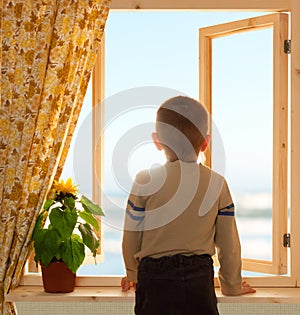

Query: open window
199 13 289 275
25 12 290 283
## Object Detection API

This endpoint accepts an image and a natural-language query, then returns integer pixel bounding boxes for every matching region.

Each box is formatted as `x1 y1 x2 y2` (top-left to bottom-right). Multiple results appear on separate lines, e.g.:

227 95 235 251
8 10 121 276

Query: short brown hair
156 96 209 162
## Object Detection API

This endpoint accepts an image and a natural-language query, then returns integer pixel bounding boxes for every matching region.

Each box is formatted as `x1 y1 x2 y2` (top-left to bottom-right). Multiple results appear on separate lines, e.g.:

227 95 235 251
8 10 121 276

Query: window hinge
284 39 291 54
283 233 291 248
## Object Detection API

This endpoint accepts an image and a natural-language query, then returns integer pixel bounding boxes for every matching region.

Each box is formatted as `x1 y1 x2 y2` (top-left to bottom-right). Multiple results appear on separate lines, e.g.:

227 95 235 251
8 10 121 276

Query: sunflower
53 178 79 196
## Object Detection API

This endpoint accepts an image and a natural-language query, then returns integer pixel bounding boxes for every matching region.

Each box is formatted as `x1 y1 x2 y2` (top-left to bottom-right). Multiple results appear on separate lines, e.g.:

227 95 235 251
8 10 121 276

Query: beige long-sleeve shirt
122 160 242 295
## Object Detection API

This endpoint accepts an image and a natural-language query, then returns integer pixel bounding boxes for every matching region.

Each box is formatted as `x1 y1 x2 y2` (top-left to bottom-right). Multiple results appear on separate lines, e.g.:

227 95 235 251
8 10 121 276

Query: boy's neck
166 158 198 163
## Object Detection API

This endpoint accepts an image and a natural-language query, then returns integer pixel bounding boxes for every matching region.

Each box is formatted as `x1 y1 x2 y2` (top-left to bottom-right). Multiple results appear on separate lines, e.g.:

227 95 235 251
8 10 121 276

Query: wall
15 302 300 315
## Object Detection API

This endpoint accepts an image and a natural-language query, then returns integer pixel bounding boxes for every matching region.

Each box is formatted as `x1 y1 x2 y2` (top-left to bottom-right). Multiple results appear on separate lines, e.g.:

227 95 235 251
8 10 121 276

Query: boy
121 96 255 314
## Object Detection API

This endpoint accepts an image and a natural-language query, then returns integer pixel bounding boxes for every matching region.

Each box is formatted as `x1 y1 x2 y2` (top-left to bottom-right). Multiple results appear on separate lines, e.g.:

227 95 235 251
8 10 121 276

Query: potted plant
32 178 104 293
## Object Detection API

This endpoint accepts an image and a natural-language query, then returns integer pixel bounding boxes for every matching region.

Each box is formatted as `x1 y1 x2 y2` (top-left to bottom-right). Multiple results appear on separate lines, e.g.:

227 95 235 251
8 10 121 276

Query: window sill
6 286 300 304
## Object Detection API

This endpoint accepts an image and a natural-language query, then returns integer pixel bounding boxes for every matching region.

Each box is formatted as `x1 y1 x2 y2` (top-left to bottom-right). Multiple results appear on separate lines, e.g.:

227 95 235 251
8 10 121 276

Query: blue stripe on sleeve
218 210 235 216
127 199 145 212
126 209 144 221
224 203 234 210
218 203 235 216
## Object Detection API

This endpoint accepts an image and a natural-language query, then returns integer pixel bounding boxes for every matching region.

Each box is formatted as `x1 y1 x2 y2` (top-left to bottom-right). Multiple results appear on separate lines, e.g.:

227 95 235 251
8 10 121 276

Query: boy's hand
240 280 256 295
121 276 136 292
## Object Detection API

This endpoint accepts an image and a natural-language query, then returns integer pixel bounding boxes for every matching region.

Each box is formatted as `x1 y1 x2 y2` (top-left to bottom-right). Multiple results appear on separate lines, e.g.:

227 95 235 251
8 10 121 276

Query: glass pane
212 29 273 261
86 107 165 276
61 81 93 198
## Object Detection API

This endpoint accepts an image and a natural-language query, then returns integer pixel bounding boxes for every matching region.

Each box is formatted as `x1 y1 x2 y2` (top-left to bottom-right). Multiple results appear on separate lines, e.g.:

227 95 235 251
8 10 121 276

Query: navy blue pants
135 254 219 315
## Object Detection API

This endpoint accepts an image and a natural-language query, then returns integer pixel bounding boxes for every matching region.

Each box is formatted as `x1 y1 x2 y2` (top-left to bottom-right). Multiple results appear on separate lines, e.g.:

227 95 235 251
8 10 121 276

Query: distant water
78 193 274 276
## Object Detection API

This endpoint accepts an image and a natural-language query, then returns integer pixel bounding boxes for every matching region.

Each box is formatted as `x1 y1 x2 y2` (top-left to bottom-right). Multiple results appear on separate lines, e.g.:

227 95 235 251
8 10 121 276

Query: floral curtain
0 1 110 314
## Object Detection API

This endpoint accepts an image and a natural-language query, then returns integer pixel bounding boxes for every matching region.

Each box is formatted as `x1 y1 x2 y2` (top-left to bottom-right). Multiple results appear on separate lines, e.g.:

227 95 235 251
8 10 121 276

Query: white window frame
23 0 300 290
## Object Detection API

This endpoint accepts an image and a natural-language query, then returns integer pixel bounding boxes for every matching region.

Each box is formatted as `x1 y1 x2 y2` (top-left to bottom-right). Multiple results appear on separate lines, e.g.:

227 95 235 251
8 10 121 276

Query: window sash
199 13 289 275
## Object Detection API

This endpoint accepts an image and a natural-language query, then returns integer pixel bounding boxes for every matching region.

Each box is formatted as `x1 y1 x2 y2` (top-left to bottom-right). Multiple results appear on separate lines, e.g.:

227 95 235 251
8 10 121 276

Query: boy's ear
200 135 211 152
152 132 163 151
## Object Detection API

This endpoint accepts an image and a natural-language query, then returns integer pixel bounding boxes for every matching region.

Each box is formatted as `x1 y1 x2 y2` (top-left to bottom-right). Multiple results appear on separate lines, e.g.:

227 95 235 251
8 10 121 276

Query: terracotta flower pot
41 261 76 293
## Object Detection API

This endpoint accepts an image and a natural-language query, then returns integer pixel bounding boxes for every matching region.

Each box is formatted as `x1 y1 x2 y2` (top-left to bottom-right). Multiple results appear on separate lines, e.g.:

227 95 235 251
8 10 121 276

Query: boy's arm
122 228 142 282
214 180 255 296
122 196 144 283
215 207 242 295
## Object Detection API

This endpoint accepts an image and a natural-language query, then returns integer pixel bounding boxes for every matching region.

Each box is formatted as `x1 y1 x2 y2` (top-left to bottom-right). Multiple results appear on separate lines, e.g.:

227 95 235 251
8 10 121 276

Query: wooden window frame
23 0 300 290
199 13 289 276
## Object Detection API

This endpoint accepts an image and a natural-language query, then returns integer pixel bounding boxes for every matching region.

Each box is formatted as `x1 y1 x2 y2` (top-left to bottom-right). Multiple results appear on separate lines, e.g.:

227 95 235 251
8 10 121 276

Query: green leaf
61 234 85 273
79 210 100 231
33 229 48 263
55 251 62 261
64 196 75 210
32 212 47 241
78 223 100 257
80 195 104 216
44 200 54 211
39 229 61 266
49 207 78 240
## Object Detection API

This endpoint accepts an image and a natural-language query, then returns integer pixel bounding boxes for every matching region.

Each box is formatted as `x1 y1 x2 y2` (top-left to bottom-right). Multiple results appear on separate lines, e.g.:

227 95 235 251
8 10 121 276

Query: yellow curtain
0 1 110 314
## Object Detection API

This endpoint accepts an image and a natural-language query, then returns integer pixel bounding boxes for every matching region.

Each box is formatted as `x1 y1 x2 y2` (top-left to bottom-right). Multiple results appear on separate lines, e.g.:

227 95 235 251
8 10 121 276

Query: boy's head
153 96 209 162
